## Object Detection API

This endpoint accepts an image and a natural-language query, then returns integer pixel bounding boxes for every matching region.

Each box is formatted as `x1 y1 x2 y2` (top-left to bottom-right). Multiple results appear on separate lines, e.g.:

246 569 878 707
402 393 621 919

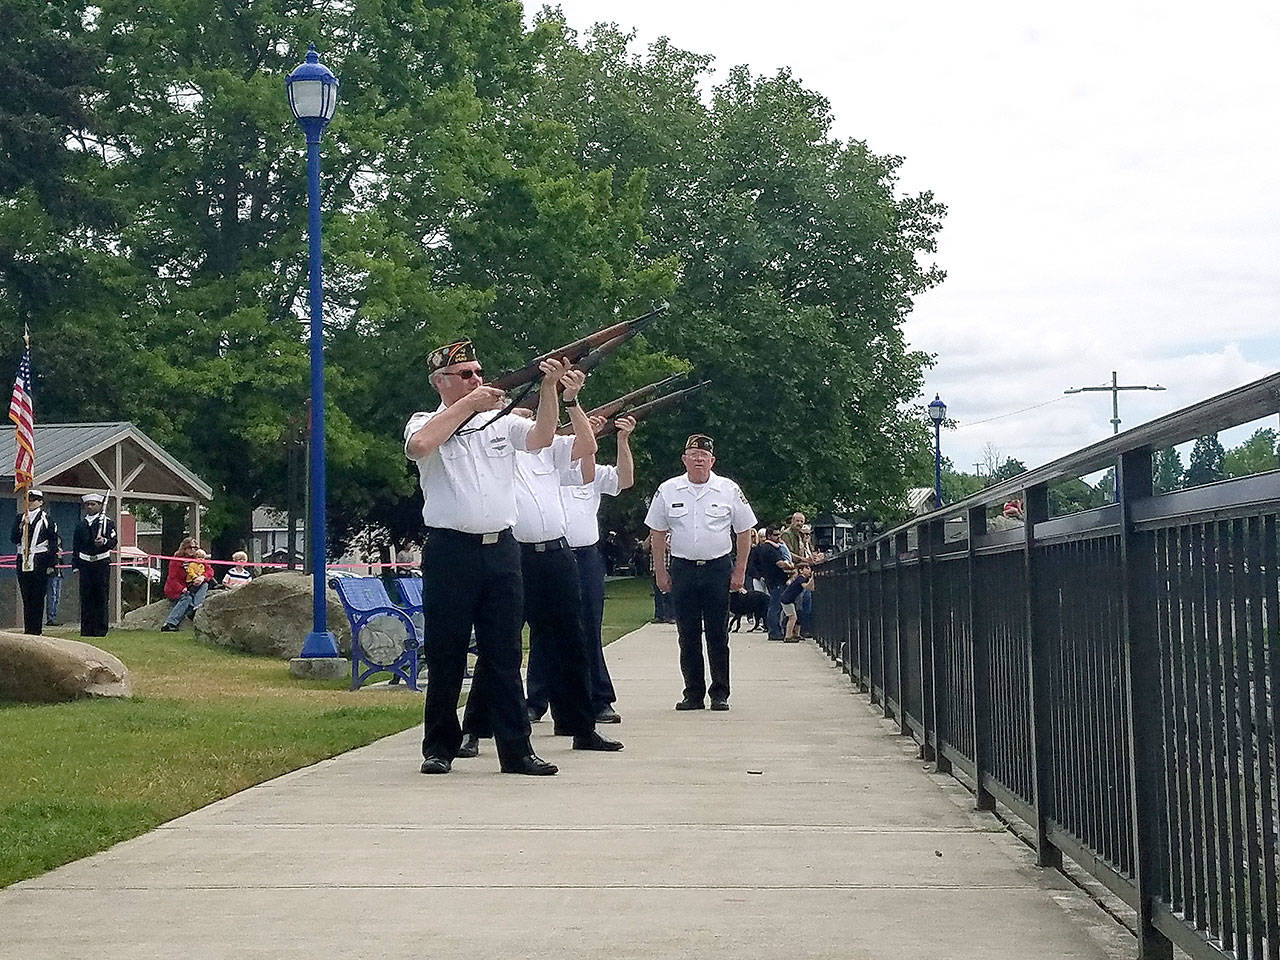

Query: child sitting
223 551 252 590
780 563 813 642
185 550 208 589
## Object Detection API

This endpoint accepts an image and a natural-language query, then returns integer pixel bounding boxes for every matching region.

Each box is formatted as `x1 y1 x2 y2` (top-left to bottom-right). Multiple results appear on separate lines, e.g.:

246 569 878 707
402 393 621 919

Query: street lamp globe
928 394 947 424
286 44 339 133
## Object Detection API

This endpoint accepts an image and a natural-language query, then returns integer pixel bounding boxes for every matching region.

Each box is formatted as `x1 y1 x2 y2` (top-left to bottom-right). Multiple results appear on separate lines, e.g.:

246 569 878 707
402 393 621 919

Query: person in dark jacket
72 492 118 637
9 489 59 635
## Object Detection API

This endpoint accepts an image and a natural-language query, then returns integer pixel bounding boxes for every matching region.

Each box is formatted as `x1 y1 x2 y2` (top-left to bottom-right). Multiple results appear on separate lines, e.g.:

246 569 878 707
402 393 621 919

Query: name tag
672 502 685 508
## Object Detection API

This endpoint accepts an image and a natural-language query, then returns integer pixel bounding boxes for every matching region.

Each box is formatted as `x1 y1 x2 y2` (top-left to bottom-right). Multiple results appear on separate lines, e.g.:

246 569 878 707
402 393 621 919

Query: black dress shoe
675 698 705 711
455 734 479 758
420 756 452 774
551 724 574 736
572 731 624 751
595 706 622 723
499 753 558 776
710 700 730 711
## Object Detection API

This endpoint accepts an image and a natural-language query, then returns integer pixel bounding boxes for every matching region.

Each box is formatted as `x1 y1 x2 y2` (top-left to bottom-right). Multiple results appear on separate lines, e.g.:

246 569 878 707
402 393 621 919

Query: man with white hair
405 339 574 776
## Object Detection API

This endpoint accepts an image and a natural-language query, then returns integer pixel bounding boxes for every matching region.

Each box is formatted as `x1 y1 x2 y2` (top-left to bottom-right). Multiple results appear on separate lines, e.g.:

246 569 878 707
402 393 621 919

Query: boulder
0 631 132 703
192 572 352 659
119 598 174 630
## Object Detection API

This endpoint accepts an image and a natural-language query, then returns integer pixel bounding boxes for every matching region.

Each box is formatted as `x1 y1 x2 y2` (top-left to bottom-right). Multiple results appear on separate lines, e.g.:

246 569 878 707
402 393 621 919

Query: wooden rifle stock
489 303 668 391
594 381 710 438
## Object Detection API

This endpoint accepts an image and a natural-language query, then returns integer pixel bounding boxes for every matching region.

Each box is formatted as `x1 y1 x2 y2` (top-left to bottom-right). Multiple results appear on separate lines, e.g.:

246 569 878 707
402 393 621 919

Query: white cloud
544 0 1280 471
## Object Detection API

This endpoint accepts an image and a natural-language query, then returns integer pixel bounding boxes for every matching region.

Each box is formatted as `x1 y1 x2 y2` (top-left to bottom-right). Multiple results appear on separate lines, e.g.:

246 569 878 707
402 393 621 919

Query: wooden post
1023 483 1062 869
1117 449 1173 959
968 505 995 811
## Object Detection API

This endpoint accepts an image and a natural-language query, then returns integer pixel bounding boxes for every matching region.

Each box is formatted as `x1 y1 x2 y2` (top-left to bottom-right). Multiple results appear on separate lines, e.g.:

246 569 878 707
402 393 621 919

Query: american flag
9 327 34 491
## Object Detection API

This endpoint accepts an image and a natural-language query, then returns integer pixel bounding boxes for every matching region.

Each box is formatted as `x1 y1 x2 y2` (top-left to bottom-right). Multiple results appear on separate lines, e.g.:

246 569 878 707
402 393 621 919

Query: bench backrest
329 576 395 614
395 576 423 612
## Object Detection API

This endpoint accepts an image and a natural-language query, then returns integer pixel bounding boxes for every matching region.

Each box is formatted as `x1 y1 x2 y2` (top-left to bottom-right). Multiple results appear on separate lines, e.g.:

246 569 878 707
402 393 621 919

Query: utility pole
1064 371 1166 435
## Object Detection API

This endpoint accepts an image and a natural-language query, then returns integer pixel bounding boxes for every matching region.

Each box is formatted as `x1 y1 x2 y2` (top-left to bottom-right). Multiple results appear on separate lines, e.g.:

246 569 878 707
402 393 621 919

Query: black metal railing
814 372 1280 960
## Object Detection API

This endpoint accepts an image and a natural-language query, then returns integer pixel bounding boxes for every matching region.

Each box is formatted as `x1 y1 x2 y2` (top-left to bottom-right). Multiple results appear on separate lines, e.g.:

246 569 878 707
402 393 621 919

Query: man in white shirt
404 339 574 776
459 386 623 756
558 415 636 724
645 434 756 711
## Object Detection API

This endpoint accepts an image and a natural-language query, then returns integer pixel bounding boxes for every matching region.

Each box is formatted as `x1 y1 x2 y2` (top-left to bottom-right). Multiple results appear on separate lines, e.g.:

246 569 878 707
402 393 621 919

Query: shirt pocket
570 486 594 500
483 437 513 459
667 503 691 527
706 502 734 530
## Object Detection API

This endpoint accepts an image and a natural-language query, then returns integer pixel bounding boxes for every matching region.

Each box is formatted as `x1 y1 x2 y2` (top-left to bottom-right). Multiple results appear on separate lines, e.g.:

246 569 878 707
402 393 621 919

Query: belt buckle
481 532 499 545
534 541 547 553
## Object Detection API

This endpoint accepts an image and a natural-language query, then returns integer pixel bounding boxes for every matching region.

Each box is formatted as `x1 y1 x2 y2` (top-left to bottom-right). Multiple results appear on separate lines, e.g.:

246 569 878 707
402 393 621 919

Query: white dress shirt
512 434 576 543
644 471 757 560
404 404 536 534
562 464 621 548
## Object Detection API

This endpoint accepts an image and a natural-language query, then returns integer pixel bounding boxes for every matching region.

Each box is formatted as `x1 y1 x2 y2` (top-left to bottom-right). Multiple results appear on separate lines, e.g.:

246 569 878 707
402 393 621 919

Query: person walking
404 338 573 776
9 489 59 635
72 492 118 637
645 434 756 711
561 414 636 724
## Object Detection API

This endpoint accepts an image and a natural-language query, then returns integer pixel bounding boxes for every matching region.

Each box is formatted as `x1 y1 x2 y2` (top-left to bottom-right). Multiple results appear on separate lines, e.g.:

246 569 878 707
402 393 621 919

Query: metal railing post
1117 449 1174 960
879 539 893 716
895 530 910 734
968 505 995 811
919 518 939 764
1023 483 1062 869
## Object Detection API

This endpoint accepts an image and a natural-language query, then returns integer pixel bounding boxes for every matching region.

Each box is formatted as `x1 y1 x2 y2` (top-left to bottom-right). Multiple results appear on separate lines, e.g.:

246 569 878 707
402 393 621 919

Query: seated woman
161 537 216 632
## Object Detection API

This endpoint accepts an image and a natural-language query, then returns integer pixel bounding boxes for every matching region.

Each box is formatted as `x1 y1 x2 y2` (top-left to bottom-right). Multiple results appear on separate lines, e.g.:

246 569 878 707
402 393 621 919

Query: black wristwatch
563 397 580 407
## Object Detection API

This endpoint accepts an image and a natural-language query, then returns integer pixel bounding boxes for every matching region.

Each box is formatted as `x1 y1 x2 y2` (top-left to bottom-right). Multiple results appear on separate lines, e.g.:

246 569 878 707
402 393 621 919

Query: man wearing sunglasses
405 339 576 776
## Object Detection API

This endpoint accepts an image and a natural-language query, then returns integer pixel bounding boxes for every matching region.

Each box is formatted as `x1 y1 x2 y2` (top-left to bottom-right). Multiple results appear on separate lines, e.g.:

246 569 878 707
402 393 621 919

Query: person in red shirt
161 537 215 632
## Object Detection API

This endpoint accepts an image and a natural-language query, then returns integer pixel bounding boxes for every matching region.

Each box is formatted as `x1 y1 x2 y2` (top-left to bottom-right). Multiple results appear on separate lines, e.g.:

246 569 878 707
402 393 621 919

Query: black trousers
574 545 616 710
17 567 48 636
420 528 531 762
79 561 110 637
466 543 595 737
670 554 733 703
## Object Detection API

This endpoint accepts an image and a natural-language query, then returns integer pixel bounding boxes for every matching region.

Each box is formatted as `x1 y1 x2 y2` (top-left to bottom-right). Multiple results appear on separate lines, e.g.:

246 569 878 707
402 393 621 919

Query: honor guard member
560 415 637 724
645 434 756 710
73 492 118 637
405 339 574 776
458 381 623 757
9 490 60 635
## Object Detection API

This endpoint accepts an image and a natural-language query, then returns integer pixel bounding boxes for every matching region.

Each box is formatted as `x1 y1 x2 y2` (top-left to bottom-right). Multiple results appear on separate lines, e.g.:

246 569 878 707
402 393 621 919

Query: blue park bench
394 576 478 678
328 576 422 691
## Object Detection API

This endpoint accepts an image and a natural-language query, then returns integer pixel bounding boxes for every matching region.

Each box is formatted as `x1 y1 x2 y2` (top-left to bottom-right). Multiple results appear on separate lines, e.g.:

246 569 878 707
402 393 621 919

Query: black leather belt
671 553 731 567
426 527 511 546
521 537 569 553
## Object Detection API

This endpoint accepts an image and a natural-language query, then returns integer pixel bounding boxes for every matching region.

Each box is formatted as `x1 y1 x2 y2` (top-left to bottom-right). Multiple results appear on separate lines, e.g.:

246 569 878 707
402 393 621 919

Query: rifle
594 381 710 438
488 303 668 391
557 372 689 435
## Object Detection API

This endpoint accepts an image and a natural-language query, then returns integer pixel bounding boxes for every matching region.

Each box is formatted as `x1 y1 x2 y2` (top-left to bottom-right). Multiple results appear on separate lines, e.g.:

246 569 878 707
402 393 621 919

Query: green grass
0 576 654 888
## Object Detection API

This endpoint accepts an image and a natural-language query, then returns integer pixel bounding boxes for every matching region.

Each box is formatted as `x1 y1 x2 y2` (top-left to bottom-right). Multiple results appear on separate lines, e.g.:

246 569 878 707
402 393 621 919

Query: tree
523 18 946 520
987 457 1027 485
1049 478 1106 516
1223 428 1278 478
1185 434 1226 487
1153 446 1183 495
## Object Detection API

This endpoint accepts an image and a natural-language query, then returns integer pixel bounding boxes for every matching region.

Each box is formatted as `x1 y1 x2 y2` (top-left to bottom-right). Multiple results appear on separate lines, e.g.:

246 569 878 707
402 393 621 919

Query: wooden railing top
869 369 1280 547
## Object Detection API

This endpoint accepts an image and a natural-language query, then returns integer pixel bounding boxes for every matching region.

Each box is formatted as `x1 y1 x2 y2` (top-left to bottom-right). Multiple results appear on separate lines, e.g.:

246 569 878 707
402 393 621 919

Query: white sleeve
551 434 575 472
644 487 669 531
506 414 535 452
403 411 434 459
730 483 757 534
595 465 621 497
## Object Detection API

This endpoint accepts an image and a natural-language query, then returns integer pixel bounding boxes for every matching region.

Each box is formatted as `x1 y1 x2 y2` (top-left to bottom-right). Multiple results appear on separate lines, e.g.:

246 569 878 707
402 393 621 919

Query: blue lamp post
287 44 340 659
927 394 947 509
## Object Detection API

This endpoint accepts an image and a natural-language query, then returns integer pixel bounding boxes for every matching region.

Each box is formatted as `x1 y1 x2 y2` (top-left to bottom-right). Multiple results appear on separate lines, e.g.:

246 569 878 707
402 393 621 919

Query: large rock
0 631 132 703
193 572 352 659
120 598 174 631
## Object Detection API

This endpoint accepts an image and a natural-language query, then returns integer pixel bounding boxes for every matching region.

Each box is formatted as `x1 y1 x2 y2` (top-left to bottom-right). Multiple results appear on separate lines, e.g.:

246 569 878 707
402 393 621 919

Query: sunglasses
440 368 483 380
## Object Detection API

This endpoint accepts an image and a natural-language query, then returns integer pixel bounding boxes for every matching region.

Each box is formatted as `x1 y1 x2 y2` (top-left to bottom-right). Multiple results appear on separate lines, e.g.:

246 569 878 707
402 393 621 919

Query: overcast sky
542 1 1280 475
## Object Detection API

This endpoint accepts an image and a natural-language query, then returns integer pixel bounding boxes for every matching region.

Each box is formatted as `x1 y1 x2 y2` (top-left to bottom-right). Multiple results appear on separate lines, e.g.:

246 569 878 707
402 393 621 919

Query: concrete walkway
1 623 1132 959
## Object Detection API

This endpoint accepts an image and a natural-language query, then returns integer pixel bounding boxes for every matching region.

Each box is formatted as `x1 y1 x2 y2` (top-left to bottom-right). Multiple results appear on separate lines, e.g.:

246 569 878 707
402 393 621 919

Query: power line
1064 370 1166 434
951 395 1067 430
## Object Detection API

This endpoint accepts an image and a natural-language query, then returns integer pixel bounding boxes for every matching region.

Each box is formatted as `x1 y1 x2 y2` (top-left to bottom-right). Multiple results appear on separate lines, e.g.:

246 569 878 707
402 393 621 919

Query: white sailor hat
28 489 43 499
82 492 105 504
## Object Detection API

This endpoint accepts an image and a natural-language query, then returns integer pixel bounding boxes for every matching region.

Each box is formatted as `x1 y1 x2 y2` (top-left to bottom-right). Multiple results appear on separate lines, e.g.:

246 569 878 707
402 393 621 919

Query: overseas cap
685 433 714 453
427 339 477 372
